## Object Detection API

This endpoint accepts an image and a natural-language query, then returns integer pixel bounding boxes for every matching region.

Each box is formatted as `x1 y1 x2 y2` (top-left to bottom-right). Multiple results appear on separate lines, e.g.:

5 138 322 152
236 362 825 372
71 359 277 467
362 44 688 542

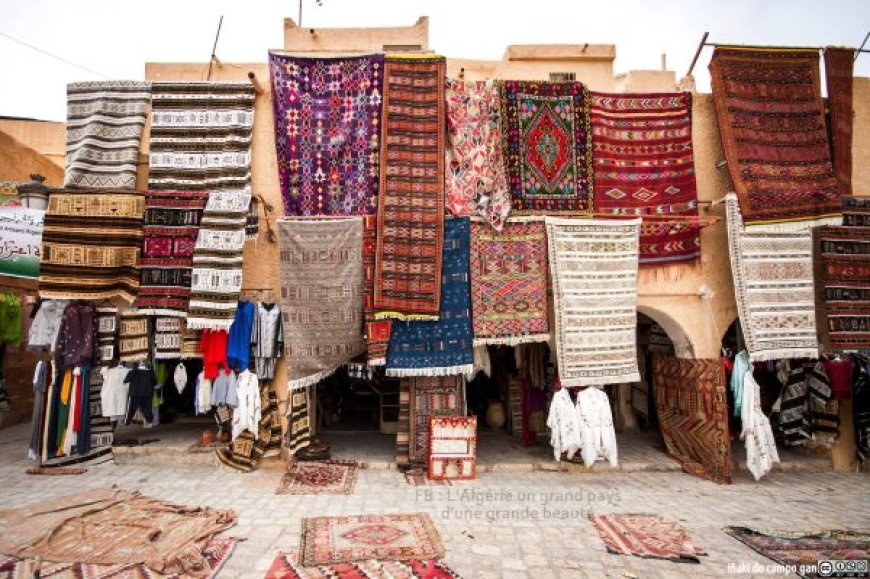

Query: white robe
575 387 618 468
741 370 780 481
546 389 582 461
232 370 261 440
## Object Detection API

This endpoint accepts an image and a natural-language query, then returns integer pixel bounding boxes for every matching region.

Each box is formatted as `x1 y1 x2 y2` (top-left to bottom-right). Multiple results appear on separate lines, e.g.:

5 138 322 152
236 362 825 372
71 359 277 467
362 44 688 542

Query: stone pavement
0 423 867 579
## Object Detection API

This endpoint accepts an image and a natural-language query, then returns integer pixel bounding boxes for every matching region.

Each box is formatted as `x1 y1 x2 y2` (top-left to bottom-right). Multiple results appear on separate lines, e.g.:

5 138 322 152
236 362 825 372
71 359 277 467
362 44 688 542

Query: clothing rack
686 31 870 76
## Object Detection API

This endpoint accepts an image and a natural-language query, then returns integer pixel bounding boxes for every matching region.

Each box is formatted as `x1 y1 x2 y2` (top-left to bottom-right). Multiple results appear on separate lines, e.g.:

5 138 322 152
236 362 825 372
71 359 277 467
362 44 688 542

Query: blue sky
1 0 868 121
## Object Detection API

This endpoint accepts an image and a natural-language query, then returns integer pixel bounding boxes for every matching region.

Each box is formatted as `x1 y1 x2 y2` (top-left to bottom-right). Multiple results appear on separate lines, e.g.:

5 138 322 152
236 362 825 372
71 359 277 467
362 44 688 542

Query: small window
549 72 576 82
382 44 423 52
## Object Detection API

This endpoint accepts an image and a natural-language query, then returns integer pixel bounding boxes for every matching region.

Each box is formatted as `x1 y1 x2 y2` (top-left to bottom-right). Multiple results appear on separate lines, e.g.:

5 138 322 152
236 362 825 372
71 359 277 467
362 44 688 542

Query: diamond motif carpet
276 460 359 495
709 48 840 226
590 514 707 563
266 550 460 579
500 80 593 215
300 513 445 566
589 92 700 265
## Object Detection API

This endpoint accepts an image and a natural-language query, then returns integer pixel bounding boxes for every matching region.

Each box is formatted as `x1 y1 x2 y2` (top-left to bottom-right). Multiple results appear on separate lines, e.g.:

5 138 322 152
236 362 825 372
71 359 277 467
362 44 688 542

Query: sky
1 0 868 122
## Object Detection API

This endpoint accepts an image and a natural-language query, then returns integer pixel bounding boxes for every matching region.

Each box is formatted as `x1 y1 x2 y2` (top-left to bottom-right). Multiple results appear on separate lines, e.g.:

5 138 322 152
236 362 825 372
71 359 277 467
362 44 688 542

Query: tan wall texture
0 119 65 171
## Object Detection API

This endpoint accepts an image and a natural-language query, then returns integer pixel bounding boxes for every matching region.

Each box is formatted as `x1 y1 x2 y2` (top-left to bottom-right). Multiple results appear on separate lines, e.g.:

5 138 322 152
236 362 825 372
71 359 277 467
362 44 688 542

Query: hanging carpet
39 190 144 303
823 47 856 198
386 217 473 378
709 48 840 226
286 386 312 454
363 214 391 365
278 218 365 389
65 81 151 190
843 195 870 228
545 217 641 386
445 78 511 230
652 354 732 484
396 378 411 467
407 375 466 464
373 55 446 320
589 91 701 265
269 53 384 216
148 82 255 330
726 194 819 362
137 189 209 317
499 80 593 215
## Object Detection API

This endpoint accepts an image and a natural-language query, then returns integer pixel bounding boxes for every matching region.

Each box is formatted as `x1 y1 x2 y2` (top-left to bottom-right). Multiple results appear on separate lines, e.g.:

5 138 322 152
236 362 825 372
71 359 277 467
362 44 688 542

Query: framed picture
428 416 476 480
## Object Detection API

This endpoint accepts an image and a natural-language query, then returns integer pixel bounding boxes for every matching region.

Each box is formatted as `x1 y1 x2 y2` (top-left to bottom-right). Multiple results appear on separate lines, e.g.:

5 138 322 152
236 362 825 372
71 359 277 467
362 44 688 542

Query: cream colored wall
283 16 428 52
0 118 65 170
446 58 616 92
615 70 677 92
853 77 870 194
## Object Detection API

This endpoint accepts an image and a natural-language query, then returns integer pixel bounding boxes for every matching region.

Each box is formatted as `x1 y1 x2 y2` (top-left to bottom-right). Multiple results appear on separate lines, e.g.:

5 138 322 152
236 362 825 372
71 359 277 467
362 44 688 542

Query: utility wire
0 29 110 79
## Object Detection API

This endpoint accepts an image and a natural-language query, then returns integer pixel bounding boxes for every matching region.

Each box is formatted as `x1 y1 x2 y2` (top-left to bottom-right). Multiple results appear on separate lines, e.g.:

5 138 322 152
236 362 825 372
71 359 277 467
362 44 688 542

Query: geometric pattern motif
300 513 445 566
500 81 593 215
723 527 870 573
470 219 549 345
652 354 732 485
265 551 461 579
590 92 701 265
709 48 841 225
408 376 466 464
590 514 707 562
276 460 359 495
269 53 384 216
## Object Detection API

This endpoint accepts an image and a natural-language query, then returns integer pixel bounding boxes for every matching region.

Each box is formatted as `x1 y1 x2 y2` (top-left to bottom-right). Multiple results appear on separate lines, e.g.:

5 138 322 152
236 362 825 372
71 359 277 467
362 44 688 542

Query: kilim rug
445 79 511 231
470 219 549 345
589 92 701 265
65 81 151 189
265 550 460 579
843 196 870 228
652 354 732 484
374 55 446 320
275 460 359 495
136 190 209 316
300 513 445 566
0 489 236 575
96 307 118 365
813 225 870 352
407 376 466 464
724 527 870 579
118 308 149 363
499 80 593 215
0 536 238 579
386 217 473 377
269 53 383 216
396 378 411 466
286 387 312 455
709 48 840 226
824 47 856 198
725 194 819 361
278 218 365 389
39 190 144 303
590 514 707 563
148 82 255 331
363 214 391 366
544 217 641 386
153 317 182 359
215 429 257 473
253 381 284 458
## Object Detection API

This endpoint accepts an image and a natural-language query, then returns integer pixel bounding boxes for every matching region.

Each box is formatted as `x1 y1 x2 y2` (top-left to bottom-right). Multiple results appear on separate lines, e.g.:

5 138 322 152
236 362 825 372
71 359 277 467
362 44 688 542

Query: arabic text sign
0 206 43 279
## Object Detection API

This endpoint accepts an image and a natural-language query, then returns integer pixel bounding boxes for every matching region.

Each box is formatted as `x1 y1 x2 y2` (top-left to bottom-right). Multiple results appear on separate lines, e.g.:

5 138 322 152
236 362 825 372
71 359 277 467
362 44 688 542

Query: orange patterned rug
266 550 460 578
276 460 359 495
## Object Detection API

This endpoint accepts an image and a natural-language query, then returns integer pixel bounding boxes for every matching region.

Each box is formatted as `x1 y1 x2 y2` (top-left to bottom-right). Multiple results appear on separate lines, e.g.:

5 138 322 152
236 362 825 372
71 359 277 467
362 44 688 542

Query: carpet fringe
561 372 641 388
367 357 386 367
473 334 550 347
748 349 820 363
374 311 440 322
186 318 235 331
743 215 841 233
136 308 186 317
288 367 339 391
386 364 475 378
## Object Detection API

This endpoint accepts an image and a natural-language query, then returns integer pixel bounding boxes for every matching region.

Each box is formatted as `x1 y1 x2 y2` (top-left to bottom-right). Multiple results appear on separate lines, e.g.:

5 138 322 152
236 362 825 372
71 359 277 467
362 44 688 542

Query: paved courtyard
0 423 867 578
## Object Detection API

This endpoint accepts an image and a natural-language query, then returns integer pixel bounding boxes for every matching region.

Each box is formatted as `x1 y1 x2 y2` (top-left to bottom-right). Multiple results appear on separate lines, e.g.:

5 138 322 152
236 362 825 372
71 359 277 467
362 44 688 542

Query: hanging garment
200 330 228 380
806 361 839 445
27 361 48 460
55 302 96 368
100 366 131 419
853 356 870 462
231 370 260 441
575 387 619 468
123 367 156 425
740 370 780 481
546 389 582 462
226 300 255 371
211 369 238 407
730 350 750 418
173 362 188 394
775 361 811 446
824 358 854 401
251 303 283 380
0 293 22 346
195 372 212 416
28 299 70 353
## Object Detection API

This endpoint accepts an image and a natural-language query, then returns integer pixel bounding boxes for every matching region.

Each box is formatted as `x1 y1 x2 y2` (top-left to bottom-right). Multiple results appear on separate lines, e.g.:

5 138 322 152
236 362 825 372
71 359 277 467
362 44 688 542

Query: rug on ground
278 218 365 389
269 53 383 216
276 459 359 495
590 513 707 563
266 550 460 579
0 537 237 579
65 81 151 189
0 489 236 577
148 82 255 330
545 217 640 386
653 354 732 484
137 189 209 316
590 91 700 265
709 48 840 226
39 190 144 303
407 375 466 464
470 218 549 345
500 80 593 215
374 55 446 320
724 527 870 579
300 513 445 566
725 194 819 361
386 217 473 377
445 79 510 230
